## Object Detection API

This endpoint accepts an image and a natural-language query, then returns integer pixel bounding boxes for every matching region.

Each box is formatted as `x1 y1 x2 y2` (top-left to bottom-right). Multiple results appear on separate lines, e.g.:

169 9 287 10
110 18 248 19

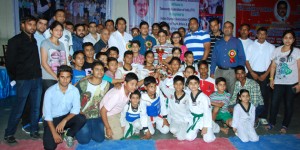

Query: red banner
236 0 300 46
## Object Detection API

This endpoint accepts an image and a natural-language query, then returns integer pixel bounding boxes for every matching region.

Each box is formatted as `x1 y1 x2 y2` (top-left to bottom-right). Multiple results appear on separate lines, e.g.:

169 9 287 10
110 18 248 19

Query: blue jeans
255 105 264 119
76 117 105 144
5 78 42 136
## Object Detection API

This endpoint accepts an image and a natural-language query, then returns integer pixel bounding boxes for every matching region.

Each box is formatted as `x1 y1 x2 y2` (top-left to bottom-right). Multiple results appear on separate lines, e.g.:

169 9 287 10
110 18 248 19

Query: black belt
218 66 235 70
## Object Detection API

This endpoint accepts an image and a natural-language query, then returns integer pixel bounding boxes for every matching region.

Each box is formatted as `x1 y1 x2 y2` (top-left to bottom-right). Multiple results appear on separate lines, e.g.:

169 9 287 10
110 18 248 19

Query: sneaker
63 131 74 148
259 118 268 125
4 135 17 144
22 124 31 134
30 132 40 139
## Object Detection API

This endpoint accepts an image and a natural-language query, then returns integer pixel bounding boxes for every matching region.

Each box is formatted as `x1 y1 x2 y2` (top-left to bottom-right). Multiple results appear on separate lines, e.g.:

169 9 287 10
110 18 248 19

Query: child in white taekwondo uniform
232 89 259 142
185 75 216 142
141 76 170 139
160 75 190 140
120 90 144 139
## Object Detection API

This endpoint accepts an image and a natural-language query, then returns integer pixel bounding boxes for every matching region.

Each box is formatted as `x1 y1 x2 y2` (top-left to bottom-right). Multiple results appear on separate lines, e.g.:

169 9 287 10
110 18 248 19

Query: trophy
156 46 165 65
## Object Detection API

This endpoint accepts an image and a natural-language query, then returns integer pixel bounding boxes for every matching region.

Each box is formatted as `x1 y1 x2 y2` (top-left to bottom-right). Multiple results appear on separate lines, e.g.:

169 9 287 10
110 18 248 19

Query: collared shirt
108 30 133 62
83 33 101 45
152 43 173 65
94 39 108 54
72 34 84 52
184 29 210 60
230 78 264 107
6 32 42 80
199 76 216 97
210 36 246 75
132 34 157 55
34 31 46 60
43 83 81 121
239 38 253 54
100 85 130 116
208 31 223 64
246 40 275 72
210 91 231 113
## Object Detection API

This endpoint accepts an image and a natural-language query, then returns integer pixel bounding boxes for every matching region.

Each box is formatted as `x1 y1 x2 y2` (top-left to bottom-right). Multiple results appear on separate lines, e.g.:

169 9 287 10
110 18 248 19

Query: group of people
4 8 300 150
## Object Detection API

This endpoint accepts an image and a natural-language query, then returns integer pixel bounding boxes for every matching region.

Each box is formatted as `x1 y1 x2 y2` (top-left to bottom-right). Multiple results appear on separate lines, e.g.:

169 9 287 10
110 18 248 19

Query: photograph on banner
236 0 300 46
18 0 108 25
128 0 155 30
199 0 224 32
154 0 199 32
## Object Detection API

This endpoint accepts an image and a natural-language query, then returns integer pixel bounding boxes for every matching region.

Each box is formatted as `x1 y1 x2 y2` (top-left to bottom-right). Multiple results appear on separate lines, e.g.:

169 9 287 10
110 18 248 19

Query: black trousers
247 71 270 119
43 114 86 150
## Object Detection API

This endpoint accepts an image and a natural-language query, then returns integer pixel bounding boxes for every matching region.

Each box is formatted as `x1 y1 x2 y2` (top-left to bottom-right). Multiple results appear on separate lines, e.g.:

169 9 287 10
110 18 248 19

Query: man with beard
5 16 42 143
72 24 85 52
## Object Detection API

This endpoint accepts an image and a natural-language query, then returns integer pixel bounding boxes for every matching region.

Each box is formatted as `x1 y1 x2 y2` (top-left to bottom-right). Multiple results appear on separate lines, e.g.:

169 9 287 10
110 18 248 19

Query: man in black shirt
4 16 42 143
208 18 223 65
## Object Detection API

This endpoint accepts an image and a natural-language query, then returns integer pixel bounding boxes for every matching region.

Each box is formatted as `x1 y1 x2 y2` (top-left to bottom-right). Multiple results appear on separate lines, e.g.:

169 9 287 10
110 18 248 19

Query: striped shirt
208 31 223 64
210 91 231 113
184 29 210 60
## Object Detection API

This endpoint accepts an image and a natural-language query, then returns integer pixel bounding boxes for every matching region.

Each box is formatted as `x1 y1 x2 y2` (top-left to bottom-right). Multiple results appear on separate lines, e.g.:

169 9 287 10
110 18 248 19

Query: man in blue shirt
184 17 211 61
72 24 85 52
133 21 156 55
43 65 86 149
210 21 246 95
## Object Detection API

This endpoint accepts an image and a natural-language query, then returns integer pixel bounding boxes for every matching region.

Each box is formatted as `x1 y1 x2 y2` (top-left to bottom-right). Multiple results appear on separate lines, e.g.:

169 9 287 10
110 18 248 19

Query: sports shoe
259 118 268 125
4 135 17 144
30 131 40 139
22 124 31 134
63 131 74 148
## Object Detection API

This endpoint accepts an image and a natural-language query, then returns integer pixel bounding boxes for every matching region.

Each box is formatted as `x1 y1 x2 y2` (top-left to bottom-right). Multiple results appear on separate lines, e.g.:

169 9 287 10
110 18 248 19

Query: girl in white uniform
141 76 169 139
185 75 216 142
232 89 259 142
160 75 190 140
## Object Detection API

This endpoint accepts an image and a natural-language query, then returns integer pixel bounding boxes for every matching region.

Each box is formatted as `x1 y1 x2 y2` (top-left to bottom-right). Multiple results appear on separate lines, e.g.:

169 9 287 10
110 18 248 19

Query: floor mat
155 138 236 150
229 134 300 150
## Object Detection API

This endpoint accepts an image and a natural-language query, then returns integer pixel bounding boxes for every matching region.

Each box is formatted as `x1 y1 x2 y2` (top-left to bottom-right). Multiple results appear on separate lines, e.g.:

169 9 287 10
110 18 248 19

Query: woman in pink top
171 31 187 61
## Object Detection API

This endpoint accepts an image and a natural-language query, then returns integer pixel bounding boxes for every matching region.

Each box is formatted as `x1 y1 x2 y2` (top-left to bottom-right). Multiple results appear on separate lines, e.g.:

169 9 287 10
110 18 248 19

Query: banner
199 0 224 32
128 0 155 30
236 0 300 46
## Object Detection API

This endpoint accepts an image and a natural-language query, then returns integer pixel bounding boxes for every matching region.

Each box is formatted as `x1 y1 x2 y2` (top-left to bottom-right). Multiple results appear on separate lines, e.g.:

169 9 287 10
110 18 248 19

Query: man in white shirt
108 17 133 62
44 9 73 65
83 22 101 45
245 27 275 122
238 24 253 56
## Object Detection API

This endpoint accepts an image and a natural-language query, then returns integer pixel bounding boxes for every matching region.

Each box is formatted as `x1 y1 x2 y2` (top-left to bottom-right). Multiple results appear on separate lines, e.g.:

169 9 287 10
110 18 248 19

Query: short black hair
92 60 104 70
189 17 198 24
151 23 160 29
168 57 181 65
89 22 97 27
159 21 170 30
57 65 72 78
72 50 84 59
54 9 65 16
107 57 118 64
105 19 114 26
185 66 196 73
178 27 186 32
209 18 220 24
158 29 168 36
257 27 268 34
131 40 141 47
21 15 37 23
65 21 74 27
131 27 139 33
215 77 226 85
224 21 234 29
197 60 208 69
96 52 107 59
240 23 250 30
173 75 185 84
144 76 156 86
37 16 48 22
123 50 133 58
234 65 246 73
139 21 149 28
130 90 141 99
82 42 94 50
186 75 200 86
74 23 85 31
184 51 193 57
107 46 119 55
49 21 64 30
115 17 126 30
172 47 182 55
277 1 288 8
125 72 138 83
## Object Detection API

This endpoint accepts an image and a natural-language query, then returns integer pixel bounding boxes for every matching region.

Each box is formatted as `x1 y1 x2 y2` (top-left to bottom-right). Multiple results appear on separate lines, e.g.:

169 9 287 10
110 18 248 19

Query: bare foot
279 126 287 134
220 127 229 134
